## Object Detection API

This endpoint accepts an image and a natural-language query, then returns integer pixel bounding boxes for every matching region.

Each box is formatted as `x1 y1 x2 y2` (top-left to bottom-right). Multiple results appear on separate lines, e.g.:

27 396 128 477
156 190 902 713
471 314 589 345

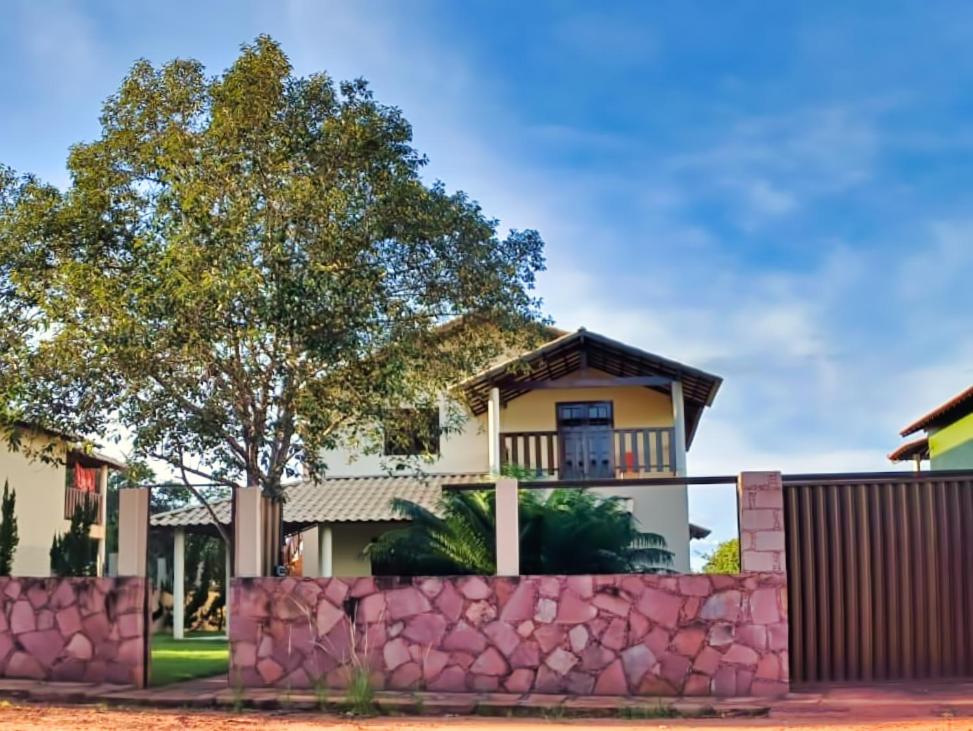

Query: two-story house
153 326 722 607
889 385 973 470
318 327 721 571
0 422 122 575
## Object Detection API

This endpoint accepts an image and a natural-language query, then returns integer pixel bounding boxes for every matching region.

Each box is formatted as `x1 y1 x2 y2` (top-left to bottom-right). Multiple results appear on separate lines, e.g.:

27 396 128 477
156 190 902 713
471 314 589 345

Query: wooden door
557 401 614 479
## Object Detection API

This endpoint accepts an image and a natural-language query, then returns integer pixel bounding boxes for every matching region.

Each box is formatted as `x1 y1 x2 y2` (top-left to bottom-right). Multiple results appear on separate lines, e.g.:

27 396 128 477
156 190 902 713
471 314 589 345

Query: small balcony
500 427 676 480
64 487 104 524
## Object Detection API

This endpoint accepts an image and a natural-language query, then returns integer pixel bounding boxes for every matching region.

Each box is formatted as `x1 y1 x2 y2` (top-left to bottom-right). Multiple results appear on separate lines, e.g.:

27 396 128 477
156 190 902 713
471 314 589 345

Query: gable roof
459 328 722 446
900 385 973 437
2 421 126 471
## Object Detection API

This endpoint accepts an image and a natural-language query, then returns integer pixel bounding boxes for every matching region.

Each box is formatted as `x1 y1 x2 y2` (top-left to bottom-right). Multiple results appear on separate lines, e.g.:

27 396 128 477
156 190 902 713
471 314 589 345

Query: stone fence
0 577 148 686
229 571 788 697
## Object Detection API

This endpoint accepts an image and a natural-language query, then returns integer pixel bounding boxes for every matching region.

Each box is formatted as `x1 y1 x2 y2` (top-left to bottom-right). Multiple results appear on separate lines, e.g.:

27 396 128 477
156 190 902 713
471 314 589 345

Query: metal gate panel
784 475 973 684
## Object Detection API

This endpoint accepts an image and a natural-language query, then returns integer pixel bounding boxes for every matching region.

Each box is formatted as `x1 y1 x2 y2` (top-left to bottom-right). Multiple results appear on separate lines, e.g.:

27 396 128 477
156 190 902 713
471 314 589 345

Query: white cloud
669 105 881 226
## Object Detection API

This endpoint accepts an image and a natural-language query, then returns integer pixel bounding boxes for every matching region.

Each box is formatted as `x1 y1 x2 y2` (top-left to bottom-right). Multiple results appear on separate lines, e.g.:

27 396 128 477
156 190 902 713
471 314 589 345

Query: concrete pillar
318 524 333 578
668 380 690 570
487 387 502 474
97 466 108 576
117 488 149 576
173 527 185 640
233 487 263 576
738 472 786 573
495 477 519 576
671 380 688 476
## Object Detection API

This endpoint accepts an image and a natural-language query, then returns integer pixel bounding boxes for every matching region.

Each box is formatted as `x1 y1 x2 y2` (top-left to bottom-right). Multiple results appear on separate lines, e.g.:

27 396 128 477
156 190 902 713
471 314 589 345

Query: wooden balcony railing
64 487 103 523
501 427 676 479
501 431 560 477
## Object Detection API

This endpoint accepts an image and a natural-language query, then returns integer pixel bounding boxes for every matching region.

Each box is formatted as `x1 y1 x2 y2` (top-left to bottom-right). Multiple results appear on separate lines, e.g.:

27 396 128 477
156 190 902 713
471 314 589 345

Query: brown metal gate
784 472 973 684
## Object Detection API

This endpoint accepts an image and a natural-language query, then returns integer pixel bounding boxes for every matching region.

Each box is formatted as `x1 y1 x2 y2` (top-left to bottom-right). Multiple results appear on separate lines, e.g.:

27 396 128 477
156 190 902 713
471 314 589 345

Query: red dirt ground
0 704 967 731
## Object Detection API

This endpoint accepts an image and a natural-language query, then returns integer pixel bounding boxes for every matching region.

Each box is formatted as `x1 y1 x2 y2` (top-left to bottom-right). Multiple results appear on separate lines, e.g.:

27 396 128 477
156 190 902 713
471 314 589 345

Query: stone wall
230 572 787 697
0 577 148 687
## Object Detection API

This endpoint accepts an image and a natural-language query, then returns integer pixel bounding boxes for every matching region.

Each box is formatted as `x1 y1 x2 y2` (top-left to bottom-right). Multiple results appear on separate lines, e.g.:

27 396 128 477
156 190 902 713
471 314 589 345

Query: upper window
556 401 613 428
382 408 441 456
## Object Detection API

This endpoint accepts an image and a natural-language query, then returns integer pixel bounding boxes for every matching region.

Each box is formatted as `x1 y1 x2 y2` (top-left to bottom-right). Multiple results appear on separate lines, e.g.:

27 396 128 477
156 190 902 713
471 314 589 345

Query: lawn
150 633 229 686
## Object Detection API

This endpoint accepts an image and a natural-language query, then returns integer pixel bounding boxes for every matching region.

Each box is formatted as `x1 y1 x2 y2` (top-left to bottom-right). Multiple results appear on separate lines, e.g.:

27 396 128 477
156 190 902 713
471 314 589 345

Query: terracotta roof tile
888 436 930 463
900 385 973 436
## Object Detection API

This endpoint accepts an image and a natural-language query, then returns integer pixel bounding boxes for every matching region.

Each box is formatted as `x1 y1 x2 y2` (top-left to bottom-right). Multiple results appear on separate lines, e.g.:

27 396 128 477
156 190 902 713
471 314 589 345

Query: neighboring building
155 326 722 580
889 385 973 470
0 422 123 576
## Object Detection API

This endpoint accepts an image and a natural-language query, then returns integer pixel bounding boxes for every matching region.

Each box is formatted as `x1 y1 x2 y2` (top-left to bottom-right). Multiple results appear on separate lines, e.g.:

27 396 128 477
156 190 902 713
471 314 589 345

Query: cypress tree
0 481 17 574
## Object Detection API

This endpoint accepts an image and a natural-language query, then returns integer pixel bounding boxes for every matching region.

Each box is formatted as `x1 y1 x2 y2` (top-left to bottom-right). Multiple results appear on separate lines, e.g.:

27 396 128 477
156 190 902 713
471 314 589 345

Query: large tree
0 36 545 573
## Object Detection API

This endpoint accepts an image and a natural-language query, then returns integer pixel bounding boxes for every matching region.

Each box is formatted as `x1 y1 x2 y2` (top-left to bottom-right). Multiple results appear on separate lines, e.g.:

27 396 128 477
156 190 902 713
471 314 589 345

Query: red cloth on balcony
74 466 98 493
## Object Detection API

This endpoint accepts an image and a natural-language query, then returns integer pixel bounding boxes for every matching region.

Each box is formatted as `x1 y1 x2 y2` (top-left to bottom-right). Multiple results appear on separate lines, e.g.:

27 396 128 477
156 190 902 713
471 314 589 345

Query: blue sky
4 1 973 557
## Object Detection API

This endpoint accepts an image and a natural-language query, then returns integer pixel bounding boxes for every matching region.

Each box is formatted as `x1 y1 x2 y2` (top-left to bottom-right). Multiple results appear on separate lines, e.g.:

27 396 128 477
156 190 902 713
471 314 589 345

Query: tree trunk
260 495 283 576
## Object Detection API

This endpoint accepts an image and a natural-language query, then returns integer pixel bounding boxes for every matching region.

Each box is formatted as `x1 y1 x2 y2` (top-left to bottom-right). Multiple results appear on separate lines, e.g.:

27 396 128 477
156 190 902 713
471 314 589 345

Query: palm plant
367 489 672 575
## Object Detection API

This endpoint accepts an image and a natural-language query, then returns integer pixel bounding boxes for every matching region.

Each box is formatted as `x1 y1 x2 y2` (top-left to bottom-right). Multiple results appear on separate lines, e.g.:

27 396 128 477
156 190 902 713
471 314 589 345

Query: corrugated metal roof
149 473 489 529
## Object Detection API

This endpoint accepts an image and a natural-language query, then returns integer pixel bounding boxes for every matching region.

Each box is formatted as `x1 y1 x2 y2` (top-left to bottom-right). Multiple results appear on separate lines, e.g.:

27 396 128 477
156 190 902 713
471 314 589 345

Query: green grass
150 633 229 687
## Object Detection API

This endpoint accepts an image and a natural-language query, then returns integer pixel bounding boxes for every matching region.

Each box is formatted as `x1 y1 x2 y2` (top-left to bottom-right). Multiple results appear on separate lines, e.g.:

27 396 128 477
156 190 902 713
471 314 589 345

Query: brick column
738 471 786 573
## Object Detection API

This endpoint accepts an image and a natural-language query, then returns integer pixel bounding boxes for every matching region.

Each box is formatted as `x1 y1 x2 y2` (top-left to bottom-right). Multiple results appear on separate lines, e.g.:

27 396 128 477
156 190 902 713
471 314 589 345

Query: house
154 326 721 576
889 385 973 470
0 422 123 576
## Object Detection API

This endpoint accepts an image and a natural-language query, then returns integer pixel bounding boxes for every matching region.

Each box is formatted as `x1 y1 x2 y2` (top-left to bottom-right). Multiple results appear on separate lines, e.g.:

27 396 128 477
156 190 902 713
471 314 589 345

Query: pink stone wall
0 577 148 687
230 573 788 697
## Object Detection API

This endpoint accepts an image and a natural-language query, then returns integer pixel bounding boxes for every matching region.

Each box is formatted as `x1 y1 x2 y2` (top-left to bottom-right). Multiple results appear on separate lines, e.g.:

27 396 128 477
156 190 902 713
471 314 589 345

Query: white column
495 477 519 576
671 380 688 476
318 524 333 577
173 527 185 640
97 466 108 576
487 386 501 474
670 380 691 571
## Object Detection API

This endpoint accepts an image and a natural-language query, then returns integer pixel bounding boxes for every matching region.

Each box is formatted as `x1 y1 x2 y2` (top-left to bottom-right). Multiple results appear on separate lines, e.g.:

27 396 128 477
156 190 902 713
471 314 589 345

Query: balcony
64 487 103 524
500 427 676 479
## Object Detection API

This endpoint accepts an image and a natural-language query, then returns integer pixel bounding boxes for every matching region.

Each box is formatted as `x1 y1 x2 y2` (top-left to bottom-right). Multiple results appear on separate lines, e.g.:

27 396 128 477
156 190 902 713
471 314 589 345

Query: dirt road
0 703 967 731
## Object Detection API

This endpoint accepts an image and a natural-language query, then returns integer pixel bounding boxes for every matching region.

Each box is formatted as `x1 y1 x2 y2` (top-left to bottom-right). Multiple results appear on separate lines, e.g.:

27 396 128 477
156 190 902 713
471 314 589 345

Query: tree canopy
0 37 546 570
367 489 674 575
701 537 740 574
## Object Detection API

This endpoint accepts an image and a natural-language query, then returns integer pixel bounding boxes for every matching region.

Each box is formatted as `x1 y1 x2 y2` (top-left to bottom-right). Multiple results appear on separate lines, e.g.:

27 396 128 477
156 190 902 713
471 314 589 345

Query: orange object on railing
74 466 98 492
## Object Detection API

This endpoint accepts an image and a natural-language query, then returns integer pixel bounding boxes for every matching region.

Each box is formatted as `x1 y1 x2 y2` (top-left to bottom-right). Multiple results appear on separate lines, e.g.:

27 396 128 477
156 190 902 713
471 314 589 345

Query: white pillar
173 527 185 640
318 524 333 578
670 380 691 571
488 386 501 474
671 380 688 476
495 477 519 576
97 466 108 576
